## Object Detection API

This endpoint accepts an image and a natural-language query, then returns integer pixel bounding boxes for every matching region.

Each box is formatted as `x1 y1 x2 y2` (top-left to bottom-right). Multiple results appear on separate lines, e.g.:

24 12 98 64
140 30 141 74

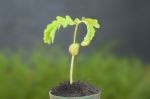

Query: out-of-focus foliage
0 49 149 99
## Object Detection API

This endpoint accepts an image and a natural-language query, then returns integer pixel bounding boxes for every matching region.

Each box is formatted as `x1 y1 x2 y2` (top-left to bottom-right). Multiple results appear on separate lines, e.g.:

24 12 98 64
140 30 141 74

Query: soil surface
51 81 100 97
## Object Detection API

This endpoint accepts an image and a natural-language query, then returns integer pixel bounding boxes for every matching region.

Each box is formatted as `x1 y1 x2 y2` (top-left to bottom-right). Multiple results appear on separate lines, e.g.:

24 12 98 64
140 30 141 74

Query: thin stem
73 24 78 43
70 56 74 84
69 24 79 84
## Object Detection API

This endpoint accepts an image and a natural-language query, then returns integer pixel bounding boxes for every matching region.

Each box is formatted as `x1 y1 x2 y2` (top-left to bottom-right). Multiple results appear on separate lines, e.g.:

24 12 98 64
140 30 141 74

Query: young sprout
43 15 100 84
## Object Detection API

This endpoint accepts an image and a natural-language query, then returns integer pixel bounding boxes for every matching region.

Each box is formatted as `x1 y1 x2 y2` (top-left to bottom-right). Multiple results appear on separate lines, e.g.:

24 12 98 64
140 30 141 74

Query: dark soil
51 81 100 97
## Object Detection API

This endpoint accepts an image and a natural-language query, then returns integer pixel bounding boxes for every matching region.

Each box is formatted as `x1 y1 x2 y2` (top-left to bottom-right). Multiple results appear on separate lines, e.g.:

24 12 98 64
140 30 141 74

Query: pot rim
49 90 100 98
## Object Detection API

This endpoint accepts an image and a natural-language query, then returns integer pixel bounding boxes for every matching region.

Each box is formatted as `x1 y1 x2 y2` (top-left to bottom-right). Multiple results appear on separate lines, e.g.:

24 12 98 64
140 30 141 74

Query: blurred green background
0 47 150 99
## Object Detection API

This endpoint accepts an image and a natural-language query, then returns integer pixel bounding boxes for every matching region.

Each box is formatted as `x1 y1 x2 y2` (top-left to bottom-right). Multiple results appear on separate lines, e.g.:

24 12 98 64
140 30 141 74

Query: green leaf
56 16 68 28
44 21 59 44
81 25 96 46
43 16 100 46
81 18 100 46
82 18 100 28
66 15 74 25
43 15 75 45
74 18 81 24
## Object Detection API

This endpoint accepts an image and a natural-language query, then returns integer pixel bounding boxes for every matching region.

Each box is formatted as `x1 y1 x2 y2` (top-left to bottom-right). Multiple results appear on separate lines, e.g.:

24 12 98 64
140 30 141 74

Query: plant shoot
43 15 100 84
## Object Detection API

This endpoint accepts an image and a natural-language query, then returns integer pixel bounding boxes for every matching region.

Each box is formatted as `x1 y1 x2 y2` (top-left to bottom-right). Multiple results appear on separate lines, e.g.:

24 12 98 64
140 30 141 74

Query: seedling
43 15 100 84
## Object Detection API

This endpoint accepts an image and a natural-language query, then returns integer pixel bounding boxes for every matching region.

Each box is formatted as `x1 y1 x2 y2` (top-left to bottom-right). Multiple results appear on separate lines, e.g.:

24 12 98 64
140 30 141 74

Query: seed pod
69 43 80 56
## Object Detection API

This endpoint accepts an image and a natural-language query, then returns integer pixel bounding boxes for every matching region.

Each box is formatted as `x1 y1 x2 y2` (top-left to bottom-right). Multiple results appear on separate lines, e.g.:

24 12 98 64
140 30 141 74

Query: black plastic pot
49 91 100 99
